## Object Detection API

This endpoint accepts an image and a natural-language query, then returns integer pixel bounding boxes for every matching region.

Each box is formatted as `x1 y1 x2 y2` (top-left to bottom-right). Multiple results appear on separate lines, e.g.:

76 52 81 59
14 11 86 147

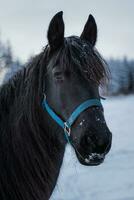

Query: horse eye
53 71 64 81
54 71 62 77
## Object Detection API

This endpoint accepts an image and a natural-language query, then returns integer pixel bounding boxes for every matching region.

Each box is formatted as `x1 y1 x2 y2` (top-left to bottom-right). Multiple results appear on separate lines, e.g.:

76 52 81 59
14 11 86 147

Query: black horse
0 12 112 200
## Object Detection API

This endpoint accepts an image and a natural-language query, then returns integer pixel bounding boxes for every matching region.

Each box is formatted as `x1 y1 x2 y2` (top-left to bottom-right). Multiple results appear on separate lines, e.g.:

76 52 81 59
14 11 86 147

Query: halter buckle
43 93 46 100
64 122 71 136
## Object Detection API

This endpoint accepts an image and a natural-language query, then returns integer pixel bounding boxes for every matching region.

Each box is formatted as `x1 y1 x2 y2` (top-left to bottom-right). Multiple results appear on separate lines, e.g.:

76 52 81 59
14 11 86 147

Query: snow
79 119 85 127
51 95 134 200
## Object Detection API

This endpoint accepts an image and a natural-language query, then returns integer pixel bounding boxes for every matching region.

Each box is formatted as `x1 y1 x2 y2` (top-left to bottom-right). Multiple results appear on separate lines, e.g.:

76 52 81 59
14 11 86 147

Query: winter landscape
1 1 134 195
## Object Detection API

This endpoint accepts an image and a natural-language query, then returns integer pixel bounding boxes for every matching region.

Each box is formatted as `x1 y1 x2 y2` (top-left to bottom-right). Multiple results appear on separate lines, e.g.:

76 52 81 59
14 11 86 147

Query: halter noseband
42 96 102 143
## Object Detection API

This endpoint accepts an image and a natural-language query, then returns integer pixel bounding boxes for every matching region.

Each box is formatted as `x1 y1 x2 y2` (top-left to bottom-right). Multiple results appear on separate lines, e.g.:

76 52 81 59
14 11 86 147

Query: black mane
0 48 65 199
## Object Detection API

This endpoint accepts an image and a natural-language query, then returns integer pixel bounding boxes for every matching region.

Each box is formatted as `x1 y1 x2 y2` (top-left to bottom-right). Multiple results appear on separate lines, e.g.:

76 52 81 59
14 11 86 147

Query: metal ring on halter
43 93 46 100
64 122 71 136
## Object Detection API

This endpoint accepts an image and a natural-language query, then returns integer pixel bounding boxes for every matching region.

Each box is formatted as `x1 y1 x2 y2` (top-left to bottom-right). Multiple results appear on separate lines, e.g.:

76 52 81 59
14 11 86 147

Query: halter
42 96 102 143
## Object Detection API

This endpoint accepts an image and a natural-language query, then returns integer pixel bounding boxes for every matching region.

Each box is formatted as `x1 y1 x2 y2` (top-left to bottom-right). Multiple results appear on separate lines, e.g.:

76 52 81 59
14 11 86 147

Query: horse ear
80 14 97 47
47 11 64 51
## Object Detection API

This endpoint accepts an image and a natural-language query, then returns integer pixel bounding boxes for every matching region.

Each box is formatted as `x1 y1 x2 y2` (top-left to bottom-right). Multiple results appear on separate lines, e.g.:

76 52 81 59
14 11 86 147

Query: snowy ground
51 95 134 200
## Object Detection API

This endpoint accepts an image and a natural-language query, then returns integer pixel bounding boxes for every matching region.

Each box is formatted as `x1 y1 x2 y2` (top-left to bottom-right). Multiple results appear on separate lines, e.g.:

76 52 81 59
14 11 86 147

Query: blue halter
42 97 102 143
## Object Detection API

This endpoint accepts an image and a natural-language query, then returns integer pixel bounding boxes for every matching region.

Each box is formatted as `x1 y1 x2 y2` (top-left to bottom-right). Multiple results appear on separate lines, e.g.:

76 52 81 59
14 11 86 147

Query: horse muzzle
75 131 112 166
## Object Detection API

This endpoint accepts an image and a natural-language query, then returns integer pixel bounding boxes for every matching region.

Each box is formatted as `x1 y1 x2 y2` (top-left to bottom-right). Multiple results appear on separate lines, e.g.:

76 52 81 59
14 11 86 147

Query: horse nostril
81 132 112 155
97 138 104 146
91 135 111 154
84 135 96 149
81 135 94 150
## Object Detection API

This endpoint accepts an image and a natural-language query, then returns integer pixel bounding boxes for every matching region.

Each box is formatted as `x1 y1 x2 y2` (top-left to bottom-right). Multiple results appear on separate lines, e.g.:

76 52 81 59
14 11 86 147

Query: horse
0 11 112 200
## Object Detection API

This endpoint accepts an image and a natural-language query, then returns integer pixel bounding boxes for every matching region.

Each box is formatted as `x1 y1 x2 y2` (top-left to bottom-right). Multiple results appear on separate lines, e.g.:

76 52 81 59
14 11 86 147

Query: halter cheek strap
42 97 102 143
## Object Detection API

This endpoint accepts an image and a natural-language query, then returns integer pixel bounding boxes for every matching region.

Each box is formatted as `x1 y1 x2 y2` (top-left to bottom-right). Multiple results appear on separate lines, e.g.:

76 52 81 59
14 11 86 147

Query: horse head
43 11 112 166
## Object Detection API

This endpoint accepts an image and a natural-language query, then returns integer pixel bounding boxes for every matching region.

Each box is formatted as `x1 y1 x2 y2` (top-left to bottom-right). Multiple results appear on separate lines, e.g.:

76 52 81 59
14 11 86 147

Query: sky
0 0 133 62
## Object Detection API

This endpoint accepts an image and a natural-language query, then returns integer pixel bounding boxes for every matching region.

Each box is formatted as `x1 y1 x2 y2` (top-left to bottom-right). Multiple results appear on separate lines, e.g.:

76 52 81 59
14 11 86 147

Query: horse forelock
46 36 109 86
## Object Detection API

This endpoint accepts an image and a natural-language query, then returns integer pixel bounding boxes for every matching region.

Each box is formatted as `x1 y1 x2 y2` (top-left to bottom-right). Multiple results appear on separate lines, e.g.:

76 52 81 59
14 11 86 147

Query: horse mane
0 47 65 200
48 36 108 86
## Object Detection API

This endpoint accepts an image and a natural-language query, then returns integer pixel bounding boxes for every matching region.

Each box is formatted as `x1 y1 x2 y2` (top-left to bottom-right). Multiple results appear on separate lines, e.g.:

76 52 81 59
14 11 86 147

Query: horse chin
75 151 105 166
